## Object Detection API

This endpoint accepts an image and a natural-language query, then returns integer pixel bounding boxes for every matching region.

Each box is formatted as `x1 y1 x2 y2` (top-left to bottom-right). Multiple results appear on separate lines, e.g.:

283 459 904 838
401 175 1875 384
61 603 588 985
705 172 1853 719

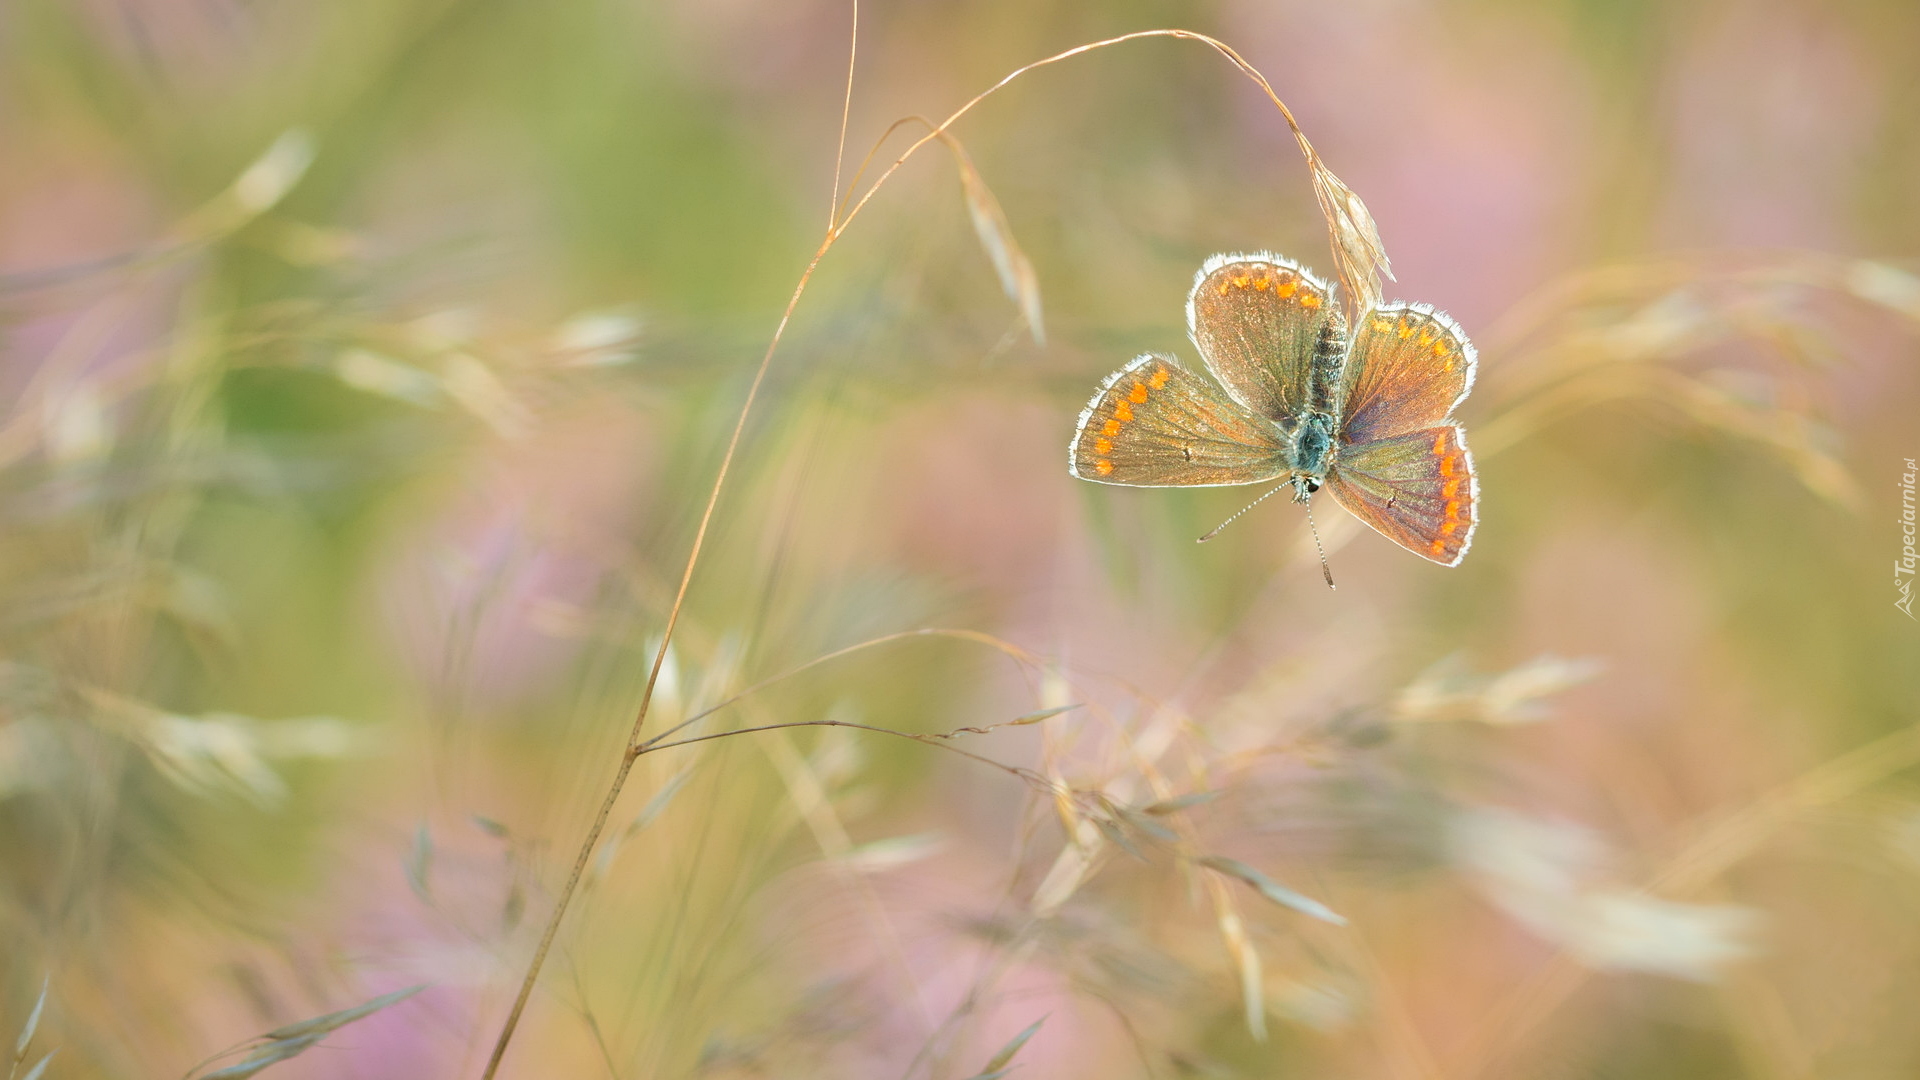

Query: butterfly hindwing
1338 302 1475 445
1070 254 1483 569
1069 353 1289 487
1325 425 1477 566
1188 253 1339 424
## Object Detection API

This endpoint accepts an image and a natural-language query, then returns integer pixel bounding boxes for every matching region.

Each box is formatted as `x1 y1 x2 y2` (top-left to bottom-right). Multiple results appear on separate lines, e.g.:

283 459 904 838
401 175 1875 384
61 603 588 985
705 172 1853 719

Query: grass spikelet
189 986 425 1080
949 136 1046 346
1198 855 1346 926
959 1015 1046 1080
1309 164 1394 314
8 977 49 1080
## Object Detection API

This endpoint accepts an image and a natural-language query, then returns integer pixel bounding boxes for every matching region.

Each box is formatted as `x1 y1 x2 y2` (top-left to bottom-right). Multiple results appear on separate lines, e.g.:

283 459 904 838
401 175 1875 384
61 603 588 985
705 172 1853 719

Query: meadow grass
3 3 1918 1078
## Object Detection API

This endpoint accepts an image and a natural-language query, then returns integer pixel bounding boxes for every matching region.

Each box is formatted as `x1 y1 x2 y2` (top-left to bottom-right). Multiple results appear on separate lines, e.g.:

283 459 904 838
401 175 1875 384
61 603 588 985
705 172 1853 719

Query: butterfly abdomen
1306 311 1348 415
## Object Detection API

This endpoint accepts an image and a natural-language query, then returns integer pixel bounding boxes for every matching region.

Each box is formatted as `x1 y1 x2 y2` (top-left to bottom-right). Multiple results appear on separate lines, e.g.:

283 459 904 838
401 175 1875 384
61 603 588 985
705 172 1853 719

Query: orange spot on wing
1432 431 1449 455
1440 520 1459 537
1095 459 1114 476
1372 317 1393 334
1253 275 1270 290
1129 381 1150 404
1149 367 1170 390
1114 401 1133 422
1275 279 1299 298
1217 282 1230 296
1442 478 1461 499
1300 293 1322 309
1094 437 1113 455
1430 538 1447 555
1102 418 1120 436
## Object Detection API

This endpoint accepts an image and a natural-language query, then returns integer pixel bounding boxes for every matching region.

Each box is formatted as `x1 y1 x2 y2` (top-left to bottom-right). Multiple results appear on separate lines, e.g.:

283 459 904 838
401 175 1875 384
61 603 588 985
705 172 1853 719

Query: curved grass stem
481 24 1356 1078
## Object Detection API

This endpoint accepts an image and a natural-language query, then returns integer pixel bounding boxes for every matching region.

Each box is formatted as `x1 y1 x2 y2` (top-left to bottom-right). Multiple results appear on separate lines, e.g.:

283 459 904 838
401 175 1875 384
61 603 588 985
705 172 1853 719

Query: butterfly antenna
1303 494 1336 589
1197 481 1292 544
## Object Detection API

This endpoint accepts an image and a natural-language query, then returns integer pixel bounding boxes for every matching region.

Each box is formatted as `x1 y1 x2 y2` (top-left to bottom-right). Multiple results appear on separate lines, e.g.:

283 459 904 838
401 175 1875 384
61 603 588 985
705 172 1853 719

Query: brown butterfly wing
1069 354 1289 487
1324 425 1477 565
1338 302 1475 445
1187 253 1339 424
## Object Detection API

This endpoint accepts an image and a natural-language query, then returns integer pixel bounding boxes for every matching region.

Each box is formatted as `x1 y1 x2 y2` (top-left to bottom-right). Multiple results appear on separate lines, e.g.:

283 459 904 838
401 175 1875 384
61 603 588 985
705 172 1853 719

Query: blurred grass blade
441 354 531 439
635 765 697 830
1200 856 1346 925
1009 704 1078 726
553 307 645 366
841 832 944 872
959 1016 1045 1080
1091 814 1147 861
1482 656 1606 719
1142 791 1219 816
163 568 240 648
15 975 46 1058
184 129 317 240
590 765 698 887
404 824 433 903
195 986 424 1079
1844 260 1920 320
1048 784 1081 842
260 984 425 1041
503 880 525 932
1397 654 1606 725
333 349 443 407
1113 804 1177 841
20 1051 54 1080
1211 904 1266 1042
944 136 1045 345
198 1037 321 1080
232 130 316 216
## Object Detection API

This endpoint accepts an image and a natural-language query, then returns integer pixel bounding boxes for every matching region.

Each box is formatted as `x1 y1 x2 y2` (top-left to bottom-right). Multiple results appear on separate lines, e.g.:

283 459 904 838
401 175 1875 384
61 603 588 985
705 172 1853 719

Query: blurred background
3 0 1919 1076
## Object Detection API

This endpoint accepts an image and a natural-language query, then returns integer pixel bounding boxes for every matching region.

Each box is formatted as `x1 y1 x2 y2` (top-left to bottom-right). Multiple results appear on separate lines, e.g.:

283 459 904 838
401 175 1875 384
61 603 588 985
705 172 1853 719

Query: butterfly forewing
1188 254 1338 424
1069 354 1289 487
1338 303 1475 445
1069 253 1483 570
1325 425 1476 565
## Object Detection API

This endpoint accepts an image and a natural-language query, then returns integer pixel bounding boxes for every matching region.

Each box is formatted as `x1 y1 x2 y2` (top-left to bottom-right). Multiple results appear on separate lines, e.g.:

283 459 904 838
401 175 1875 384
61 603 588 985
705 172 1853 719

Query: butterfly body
1069 253 1479 566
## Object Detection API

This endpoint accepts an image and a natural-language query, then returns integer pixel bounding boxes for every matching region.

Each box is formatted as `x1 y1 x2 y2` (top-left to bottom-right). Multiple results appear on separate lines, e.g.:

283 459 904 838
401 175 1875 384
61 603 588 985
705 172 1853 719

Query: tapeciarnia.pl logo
1899 457 1917 619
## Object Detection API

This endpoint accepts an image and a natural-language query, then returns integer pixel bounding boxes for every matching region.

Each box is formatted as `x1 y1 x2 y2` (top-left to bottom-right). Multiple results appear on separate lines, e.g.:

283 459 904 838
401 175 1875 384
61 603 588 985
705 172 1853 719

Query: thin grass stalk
638 627 1040 752
483 25 1369 1077
479 232 837 1079
826 0 859 231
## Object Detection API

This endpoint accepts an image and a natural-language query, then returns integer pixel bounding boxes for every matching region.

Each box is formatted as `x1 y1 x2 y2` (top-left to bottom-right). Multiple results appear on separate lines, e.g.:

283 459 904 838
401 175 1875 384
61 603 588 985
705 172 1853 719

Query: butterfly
1068 252 1478 567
